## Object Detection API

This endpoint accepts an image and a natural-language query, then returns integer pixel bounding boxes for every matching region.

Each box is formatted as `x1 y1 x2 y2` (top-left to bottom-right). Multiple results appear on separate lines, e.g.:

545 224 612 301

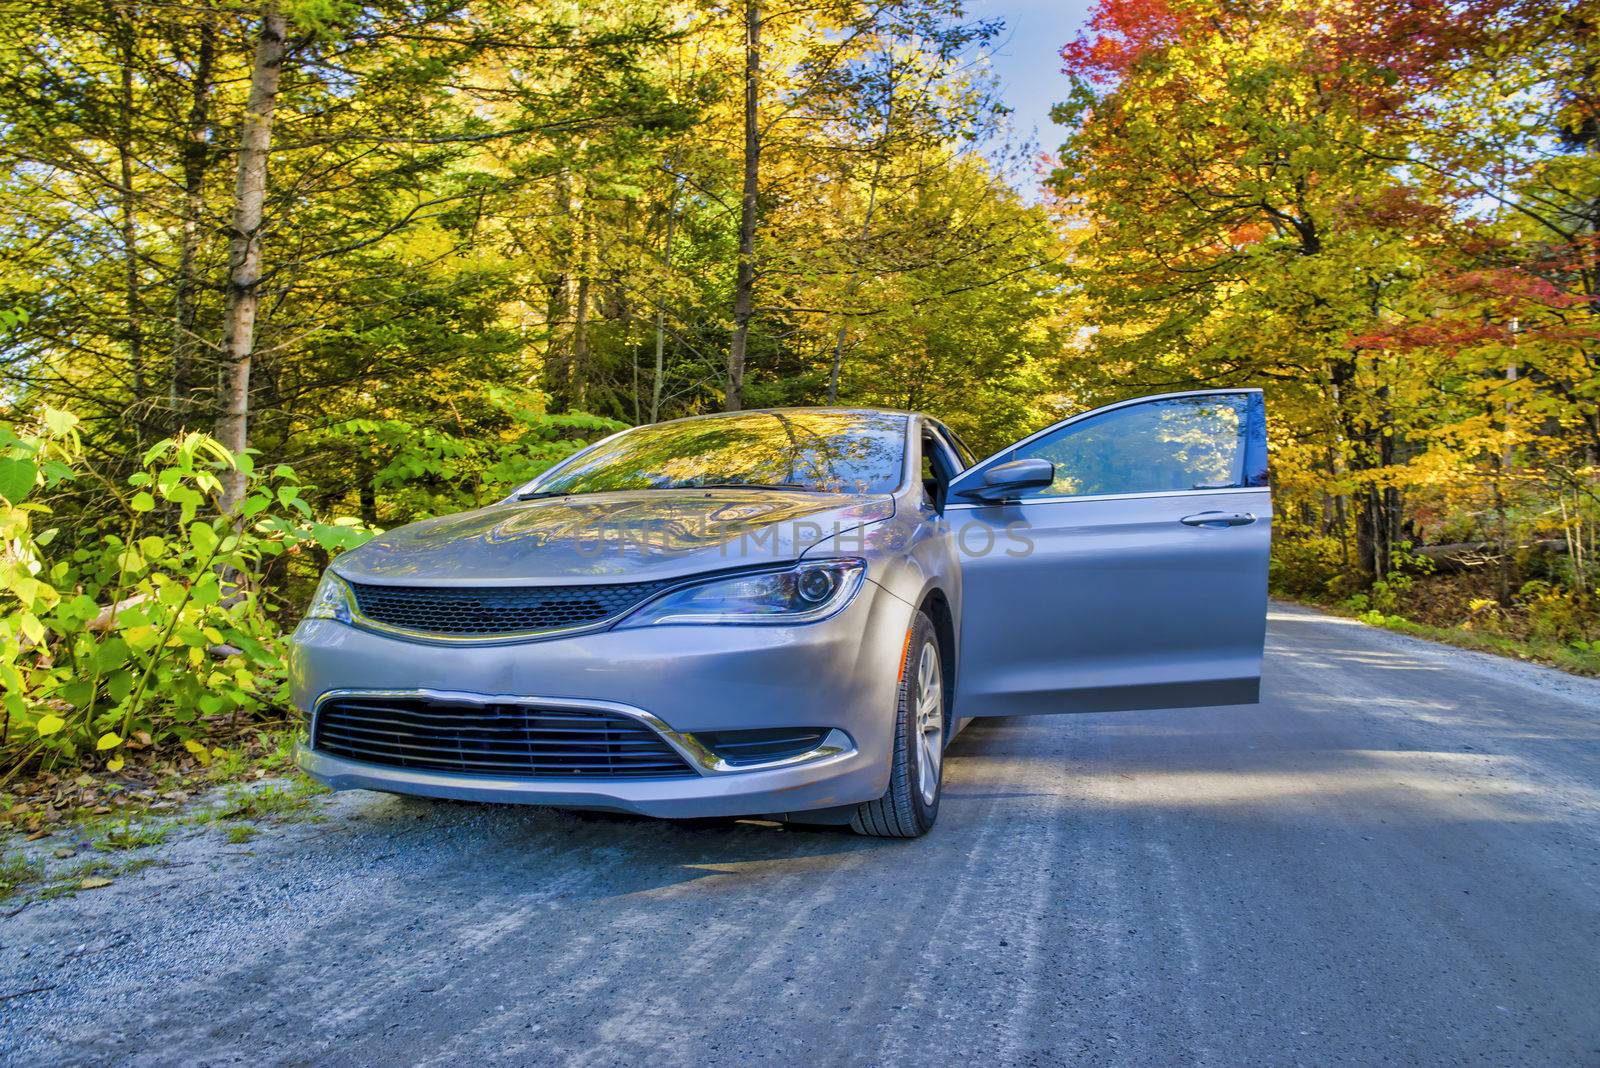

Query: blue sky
966 0 1096 192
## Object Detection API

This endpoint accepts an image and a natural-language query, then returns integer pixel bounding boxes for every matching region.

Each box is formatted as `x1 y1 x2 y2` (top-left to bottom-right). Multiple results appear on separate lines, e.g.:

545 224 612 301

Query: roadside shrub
1 410 372 778
1518 580 1597 643
1268 533 1345 599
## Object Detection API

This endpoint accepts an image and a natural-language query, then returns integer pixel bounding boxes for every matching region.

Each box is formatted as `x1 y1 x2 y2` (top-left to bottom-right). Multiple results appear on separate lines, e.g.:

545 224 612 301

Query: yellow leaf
106 757 125 772
78 876 113 890
96 732 122 750
36 713 65 736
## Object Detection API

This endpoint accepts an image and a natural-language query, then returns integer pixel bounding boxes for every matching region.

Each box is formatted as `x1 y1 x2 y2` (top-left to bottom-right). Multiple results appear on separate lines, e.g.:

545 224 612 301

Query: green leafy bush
311 386 624 521
1518 581 1597 644
1268 533 1346 599
1 410 372 778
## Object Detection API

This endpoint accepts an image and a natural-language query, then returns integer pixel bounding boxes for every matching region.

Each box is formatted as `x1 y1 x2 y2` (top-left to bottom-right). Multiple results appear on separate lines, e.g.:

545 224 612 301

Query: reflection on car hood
332 489 895 586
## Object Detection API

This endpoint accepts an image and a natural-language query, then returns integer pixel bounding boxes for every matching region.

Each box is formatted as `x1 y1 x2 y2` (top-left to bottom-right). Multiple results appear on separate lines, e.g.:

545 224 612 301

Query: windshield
527 410 908 497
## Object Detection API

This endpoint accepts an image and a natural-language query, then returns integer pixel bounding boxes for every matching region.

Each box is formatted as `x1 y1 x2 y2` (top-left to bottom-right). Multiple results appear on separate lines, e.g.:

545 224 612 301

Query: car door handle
1180 511 1256 527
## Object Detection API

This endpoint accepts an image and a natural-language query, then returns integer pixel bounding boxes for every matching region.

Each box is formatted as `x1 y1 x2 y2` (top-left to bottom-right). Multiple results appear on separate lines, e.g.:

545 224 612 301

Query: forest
0 0 1596 787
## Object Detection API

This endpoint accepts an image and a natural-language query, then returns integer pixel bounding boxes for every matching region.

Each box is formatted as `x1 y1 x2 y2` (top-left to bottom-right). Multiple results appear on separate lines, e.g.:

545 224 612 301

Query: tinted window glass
934 424 974 469
530 411 908 496
1012 395 1250 499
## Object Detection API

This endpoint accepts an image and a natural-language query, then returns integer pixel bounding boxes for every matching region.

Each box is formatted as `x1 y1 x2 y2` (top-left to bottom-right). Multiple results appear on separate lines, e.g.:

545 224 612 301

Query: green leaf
36 713 66 736
104 669 135 703
61 680 94 709
95 637 131 672
0 457 38 503
131 491 155 512
190 521 220 555
41 407 77 435
190 574 221 607
19 612 44 644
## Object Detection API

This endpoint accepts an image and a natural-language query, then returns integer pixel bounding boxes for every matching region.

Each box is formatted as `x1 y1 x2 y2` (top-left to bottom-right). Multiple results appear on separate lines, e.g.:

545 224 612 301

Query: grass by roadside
1285 599 1600 678
0 729 329 908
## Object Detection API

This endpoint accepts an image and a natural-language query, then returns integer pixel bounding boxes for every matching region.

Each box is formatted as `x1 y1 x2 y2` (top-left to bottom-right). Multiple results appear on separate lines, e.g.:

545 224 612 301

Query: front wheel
850 611 945 838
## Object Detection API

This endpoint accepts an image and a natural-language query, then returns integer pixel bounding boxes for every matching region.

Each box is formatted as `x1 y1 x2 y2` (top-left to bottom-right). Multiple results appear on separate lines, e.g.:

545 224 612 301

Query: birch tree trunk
215 5 285 513
725 0 760 412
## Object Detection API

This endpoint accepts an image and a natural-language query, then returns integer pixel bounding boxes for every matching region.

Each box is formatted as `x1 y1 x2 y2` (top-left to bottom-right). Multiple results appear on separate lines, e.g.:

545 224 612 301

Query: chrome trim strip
945 485 1273 510
308 688 855 777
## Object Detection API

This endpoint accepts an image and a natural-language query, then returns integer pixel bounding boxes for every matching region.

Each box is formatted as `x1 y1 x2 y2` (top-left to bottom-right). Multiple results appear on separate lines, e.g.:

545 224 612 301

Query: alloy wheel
914 640 944 806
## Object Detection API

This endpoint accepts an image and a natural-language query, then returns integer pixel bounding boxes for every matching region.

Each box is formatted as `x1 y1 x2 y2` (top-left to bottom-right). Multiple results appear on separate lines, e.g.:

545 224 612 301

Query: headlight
617 559 866 628
305 570 355 623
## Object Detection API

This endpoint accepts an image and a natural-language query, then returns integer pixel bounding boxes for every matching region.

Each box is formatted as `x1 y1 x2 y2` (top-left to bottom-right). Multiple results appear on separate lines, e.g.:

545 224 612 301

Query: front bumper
290 578 913 818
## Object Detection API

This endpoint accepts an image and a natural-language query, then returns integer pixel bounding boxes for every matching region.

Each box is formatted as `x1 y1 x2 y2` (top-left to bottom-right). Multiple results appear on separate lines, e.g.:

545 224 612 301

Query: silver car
292 390 1271 837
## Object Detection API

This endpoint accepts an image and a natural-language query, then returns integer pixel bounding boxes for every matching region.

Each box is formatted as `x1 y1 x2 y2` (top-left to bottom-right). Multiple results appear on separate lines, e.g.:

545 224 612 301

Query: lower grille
313 696 697 779
696 727 831 766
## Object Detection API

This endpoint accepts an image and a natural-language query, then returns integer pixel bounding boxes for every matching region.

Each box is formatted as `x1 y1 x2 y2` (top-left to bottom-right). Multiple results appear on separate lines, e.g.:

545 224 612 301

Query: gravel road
4 603 1599 1066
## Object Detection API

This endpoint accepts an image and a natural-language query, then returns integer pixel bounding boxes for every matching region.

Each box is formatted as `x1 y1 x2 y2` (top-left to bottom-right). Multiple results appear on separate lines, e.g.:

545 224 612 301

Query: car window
528 410 908 496
932 423 974 469
919 427 955 506
1010 394 1250 500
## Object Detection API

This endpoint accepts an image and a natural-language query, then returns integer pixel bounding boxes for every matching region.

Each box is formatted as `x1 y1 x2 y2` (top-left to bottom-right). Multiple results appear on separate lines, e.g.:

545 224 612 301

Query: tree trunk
571 202 592 411
652 175 680 424
215 5 285 513
829 106 891 405
828 182 884 405
543 173 573 409
1326 361 1357 574
725 0 760 412
358 462 378 526
116 16 146 431
1356 377 1400 580
171 15 215 430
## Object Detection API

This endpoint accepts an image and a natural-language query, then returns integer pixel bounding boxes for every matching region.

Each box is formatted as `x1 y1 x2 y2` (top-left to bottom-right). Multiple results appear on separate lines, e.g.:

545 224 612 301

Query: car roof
646 406 919 427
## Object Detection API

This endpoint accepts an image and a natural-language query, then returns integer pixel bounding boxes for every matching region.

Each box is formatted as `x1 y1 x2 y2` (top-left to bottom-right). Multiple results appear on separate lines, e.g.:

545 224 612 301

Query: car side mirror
956 458 1055 502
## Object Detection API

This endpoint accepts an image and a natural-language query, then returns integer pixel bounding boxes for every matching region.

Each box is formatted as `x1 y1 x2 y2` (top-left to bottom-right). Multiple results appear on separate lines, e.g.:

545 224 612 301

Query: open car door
949 389 1270 717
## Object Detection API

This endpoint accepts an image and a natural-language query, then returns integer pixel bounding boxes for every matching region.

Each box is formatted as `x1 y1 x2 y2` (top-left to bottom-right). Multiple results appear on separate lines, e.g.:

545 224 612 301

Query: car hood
331 489 895 586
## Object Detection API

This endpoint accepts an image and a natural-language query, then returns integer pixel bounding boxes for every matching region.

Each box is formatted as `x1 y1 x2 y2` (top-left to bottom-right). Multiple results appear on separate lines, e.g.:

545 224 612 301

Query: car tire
850 610 945 838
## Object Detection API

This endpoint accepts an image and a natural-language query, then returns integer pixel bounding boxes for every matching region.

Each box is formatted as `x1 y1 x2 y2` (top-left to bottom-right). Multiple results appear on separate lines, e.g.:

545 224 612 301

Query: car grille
312 696 698 779
346 579 675 638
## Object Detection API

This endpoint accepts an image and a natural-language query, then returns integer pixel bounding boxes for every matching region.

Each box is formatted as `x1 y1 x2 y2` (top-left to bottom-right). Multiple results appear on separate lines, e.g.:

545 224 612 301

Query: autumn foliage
1052 0 1600 650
